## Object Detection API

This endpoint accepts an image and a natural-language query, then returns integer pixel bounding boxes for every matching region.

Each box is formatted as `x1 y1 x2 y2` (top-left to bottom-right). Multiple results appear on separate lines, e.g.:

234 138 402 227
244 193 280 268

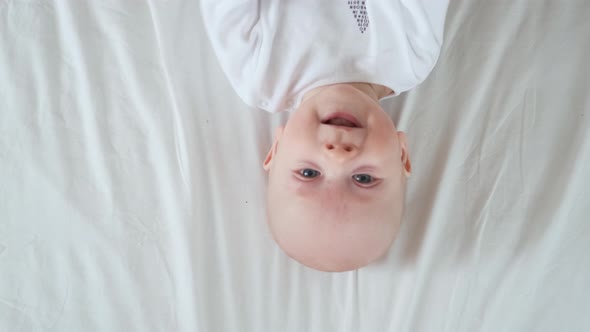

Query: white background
1 0 589 331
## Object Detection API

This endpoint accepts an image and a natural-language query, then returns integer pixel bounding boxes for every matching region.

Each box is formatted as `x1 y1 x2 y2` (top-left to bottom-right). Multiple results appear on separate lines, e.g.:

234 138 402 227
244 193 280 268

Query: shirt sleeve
199 0 262 102
399 0 449 81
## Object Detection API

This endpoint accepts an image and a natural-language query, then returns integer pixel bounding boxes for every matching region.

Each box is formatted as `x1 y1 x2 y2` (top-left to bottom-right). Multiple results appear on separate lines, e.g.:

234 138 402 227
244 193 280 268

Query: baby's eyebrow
351 165 380 174
291 177 384 201
293 160 382 175
296 160 322 170
291 178 320 198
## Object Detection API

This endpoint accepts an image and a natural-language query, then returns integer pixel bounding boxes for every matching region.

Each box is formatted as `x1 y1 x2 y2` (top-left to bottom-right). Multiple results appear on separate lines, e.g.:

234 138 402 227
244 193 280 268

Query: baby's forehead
268 201 400 270
272 193 397 225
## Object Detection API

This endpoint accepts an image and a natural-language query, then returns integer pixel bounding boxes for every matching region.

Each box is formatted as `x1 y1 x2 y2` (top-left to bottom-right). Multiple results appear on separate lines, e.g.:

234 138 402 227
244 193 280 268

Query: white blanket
1 0 589 331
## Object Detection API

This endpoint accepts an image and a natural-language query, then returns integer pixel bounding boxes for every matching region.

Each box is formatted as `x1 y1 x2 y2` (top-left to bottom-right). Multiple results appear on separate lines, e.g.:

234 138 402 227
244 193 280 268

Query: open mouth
321 112 362 128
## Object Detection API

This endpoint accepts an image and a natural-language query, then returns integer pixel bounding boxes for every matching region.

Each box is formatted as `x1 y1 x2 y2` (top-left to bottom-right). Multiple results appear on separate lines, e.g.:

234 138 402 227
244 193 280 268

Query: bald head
266 170 406 272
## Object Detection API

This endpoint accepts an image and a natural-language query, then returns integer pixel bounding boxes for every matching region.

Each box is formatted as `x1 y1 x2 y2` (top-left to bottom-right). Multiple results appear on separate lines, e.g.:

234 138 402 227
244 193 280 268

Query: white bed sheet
1 0 589 331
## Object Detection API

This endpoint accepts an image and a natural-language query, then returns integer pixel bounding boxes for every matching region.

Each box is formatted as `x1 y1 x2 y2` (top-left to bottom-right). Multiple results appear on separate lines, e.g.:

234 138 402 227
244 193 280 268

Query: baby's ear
263 126 284 171
397 132 412 177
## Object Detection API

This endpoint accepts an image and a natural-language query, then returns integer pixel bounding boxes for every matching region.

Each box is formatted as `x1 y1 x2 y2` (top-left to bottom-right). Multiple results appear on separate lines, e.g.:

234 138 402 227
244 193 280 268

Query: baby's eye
353 174 373 184
299 168 321 178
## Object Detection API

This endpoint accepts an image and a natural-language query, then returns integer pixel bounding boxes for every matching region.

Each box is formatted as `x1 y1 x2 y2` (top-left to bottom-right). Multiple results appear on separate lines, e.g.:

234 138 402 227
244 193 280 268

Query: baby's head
263 84 412 272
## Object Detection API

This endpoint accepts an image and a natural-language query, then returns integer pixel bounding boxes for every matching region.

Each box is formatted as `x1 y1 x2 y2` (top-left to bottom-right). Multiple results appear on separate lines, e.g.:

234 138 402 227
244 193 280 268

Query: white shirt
200 0 449 113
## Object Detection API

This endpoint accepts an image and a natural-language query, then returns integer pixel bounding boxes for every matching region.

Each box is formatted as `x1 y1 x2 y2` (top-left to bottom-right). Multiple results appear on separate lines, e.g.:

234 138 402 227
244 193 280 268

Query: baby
201 0 448 271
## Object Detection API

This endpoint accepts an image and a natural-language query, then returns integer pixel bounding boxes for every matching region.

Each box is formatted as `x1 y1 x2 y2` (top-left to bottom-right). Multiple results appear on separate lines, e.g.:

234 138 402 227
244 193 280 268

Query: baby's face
264 84 411 272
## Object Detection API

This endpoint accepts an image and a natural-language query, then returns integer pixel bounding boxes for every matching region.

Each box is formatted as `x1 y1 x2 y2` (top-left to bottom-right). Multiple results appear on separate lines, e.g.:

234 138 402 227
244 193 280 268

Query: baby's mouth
323 118 357 127
321 112 362 128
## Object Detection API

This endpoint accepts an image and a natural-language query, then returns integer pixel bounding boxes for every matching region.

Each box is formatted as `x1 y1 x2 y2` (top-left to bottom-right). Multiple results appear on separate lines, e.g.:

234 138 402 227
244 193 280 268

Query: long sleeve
399 0 449 81
199 0 262 103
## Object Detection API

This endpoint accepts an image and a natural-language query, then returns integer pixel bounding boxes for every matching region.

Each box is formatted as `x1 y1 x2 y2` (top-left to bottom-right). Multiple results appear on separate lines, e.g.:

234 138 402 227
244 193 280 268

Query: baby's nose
324 142 359 160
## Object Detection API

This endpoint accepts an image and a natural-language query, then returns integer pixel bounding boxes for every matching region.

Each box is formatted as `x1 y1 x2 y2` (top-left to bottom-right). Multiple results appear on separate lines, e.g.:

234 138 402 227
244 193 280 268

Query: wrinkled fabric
0 0 589 331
